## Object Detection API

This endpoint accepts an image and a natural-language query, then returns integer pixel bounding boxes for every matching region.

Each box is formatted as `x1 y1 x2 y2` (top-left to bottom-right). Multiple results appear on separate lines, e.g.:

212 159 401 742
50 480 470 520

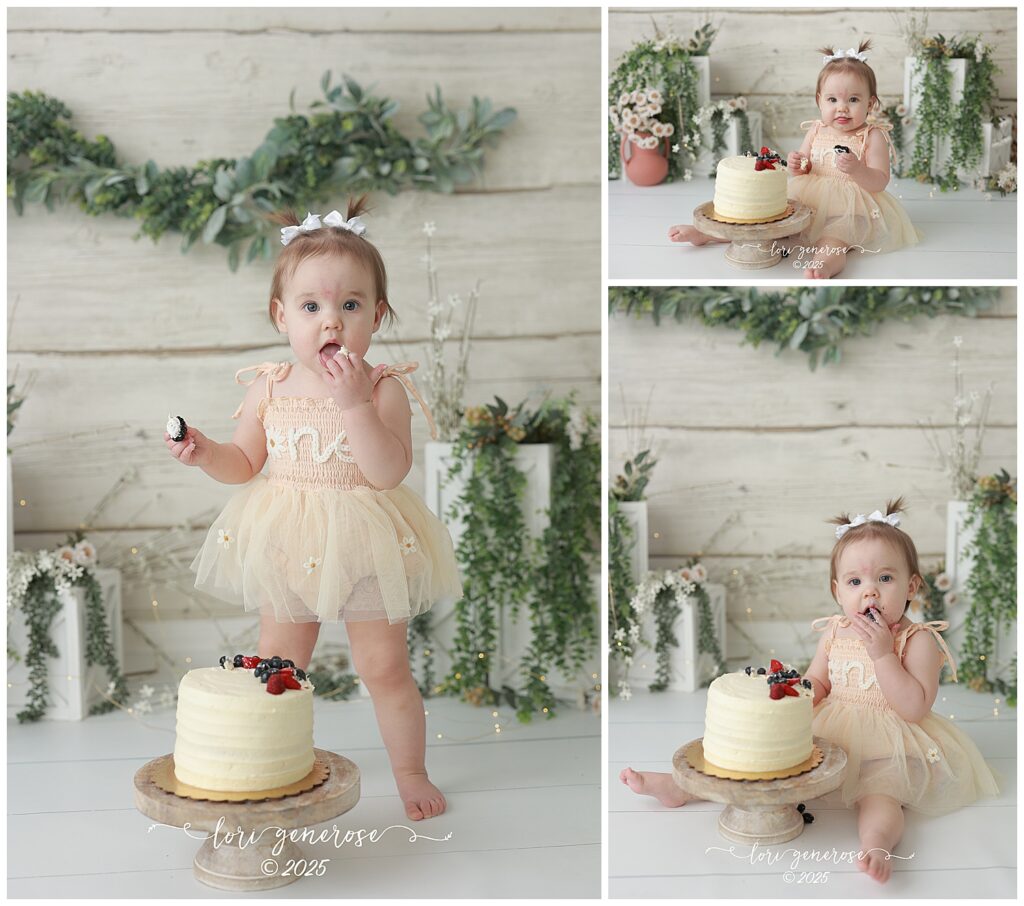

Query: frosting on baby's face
817 71 875 133
832 536 920 629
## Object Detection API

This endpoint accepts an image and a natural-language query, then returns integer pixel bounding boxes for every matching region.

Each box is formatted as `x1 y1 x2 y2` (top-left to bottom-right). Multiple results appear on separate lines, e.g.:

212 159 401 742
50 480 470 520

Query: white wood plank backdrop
609 292 1017 622
609 7 1018 146
7 8 601 629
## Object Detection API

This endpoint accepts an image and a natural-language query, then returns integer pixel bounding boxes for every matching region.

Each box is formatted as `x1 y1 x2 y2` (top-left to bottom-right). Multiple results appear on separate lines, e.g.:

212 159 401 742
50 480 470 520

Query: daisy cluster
693 96 748 128
610 88 675 150
8 539 97 608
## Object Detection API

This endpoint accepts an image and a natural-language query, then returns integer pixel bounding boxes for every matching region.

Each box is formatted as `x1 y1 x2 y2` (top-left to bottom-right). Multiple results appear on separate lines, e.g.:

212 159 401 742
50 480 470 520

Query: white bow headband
280 210 367 246
835 510 901 540
823 47 870 66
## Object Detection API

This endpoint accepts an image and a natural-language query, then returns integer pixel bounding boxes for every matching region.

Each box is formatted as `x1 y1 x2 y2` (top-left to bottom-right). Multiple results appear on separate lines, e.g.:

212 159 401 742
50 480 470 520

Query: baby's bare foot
396 771 446 821
804 246 847 279
857 843 894 884
668 224 714 245
619 767 693 807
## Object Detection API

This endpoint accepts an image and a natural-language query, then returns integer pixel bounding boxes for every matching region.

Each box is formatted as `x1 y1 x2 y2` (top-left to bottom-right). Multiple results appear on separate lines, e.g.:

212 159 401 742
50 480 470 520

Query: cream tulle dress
191 361 463 624
810 614 999 816
788 120 922 254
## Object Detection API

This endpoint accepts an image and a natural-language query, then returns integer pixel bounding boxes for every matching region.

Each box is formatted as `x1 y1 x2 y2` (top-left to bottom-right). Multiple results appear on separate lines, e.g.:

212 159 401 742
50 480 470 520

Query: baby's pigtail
885 496 906 518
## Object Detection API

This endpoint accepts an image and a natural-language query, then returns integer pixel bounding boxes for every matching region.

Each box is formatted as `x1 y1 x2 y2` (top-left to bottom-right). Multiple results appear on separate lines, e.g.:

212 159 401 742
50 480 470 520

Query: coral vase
620 133 670 186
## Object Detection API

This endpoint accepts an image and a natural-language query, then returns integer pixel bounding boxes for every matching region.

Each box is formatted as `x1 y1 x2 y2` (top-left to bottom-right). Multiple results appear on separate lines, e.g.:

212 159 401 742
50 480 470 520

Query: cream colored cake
713 156 789 222
702 671 813 772
173 666 315 791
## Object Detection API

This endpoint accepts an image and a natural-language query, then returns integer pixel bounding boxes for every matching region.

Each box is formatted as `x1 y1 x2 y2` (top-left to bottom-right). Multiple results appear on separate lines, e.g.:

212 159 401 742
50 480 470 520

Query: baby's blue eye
343 300 359 311
303 302 318 313
848 577 861 586
880 574 892 583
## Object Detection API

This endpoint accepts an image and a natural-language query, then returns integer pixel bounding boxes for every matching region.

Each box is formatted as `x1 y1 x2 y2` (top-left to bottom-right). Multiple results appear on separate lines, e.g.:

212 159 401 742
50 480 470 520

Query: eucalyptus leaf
202 204 228 244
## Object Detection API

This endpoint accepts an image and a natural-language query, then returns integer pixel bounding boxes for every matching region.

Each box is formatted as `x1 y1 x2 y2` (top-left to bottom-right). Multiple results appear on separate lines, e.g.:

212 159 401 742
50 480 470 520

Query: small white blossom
303 556 321 575
106 680 117 696
953 336 963 348
683 169 693 181
139 684 155 699
400 536 418 556
692 563 708 583
217 529 234 549
944 591 960 607
613 628 626 642
926 746 941 763
422 222 436 237
934 572 952 591
133 699 153 714
72 539 98 567
672 143 680 154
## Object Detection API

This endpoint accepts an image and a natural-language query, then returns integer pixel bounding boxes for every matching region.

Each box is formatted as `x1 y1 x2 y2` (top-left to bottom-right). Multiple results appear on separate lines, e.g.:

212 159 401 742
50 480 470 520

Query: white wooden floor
609 173 1018 280
610 684 1016 898
8 694 600 897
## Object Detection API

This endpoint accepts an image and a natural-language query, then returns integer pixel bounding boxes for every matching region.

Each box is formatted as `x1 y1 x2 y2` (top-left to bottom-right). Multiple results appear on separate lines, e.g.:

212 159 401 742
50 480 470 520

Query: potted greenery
611 449 656 585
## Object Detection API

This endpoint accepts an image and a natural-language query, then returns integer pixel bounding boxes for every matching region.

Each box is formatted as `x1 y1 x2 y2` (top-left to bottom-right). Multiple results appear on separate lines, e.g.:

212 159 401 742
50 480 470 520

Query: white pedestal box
8 567 123 720
694 110 763 176
618 501 649 587
412 442 556 696
625 582 727 693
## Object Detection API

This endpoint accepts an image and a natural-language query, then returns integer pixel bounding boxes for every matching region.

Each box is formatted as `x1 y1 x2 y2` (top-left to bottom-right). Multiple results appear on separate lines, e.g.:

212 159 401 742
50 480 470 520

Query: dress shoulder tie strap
811 613 848 650
232 361 293 419
896 621 958 682
375 362 438 440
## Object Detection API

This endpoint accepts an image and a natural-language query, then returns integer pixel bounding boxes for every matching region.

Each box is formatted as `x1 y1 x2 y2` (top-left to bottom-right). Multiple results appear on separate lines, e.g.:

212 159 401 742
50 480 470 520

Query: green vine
8 76 515 270
609 285 999 369
693 580 726 687
649 584 682 692
439 396 599 721
958 470 1017 704
608 496 638 672
608 23 716 181
15 573 63 723
908 35 1001 191
706 107 754 176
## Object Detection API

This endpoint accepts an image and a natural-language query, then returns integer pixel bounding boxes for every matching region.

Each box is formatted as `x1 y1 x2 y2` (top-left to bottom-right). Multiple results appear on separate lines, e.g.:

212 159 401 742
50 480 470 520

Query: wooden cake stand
134 749 359 891
673 736 847 845
693 200 812 270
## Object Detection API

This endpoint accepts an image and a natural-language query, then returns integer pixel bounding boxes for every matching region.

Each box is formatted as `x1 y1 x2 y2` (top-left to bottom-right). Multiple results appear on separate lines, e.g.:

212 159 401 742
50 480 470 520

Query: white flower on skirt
217 529 234 549
303 556 321 575
266 428 288 458
870 207 881 219
926 747 941 763
400 536 418 556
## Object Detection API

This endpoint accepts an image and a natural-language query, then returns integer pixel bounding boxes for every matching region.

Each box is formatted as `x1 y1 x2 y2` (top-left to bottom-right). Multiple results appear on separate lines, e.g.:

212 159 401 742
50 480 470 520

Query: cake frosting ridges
702 670 813 772
713 155 789 221
173 665 315 791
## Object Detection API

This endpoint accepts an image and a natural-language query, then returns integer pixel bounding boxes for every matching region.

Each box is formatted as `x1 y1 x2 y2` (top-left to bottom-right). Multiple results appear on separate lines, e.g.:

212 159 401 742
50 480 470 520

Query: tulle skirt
812 698 999 815
788 174 922 255
191 475 463 624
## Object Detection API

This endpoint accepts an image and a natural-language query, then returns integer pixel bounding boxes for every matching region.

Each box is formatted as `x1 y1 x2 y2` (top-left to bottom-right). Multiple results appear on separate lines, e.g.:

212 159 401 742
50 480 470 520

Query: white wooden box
945 499 977 591
694 109 763 176
618 500 648 587
625 582 726 693
8 567 123 720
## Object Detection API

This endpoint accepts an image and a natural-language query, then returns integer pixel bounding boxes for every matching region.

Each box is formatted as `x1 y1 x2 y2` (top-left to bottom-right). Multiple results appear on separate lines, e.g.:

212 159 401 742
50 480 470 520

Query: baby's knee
351 651 412 690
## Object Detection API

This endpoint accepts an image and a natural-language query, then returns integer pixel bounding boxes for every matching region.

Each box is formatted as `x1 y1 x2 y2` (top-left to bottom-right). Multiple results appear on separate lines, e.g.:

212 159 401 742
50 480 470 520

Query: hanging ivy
608 496 639 675
439 396 599 721
608 23 716 181
958 470 1017 703
609 285 1000 369
7 74 516 270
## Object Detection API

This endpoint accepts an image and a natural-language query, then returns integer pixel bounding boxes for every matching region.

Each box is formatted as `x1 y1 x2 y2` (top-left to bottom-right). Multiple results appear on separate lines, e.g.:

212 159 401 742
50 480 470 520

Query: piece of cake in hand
702 659 814 772
173 655 315 792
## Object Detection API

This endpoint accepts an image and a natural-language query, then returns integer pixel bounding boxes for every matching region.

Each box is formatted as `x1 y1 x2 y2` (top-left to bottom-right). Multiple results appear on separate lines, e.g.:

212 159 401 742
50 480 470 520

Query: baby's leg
855 793 904 884
668 224 729 245
803 235 847 279
257 615 321 670
619 768 695 807
347 619 445 821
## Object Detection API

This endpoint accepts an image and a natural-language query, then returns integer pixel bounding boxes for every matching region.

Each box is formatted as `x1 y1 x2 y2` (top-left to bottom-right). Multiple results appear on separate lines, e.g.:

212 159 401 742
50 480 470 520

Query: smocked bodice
800 120 893 184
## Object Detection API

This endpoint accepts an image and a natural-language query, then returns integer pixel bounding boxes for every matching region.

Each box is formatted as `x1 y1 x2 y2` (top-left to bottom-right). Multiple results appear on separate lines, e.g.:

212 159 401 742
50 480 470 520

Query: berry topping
770 684 785 700
781 684 799 697
797 803 806 813
760 146 770 156
294 668 307 681
241 656 260 669
803 812 814 824
770 659 783 673
744 666 753 675
282 659 295 669
270 656 283 669
259 672 270 684
282 675 302 690
266 673 286 695
802 678 813 689
756 667 767 675
233 654 244 668
786 677 801 686
219 655 228 668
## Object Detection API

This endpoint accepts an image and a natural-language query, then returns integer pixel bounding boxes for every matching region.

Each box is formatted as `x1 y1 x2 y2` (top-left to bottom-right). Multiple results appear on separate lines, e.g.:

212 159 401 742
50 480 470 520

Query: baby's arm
839 129 890 193
787 129 815 174
873 631 943 722
803 630 832 706
343 375 413 490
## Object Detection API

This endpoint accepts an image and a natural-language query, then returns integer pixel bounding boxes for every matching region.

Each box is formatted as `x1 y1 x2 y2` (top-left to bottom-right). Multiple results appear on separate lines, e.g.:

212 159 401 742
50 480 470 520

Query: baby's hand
165 426 212 467
788 151 808 173
322 350 388 412
835 150 863 175
850 608 895 661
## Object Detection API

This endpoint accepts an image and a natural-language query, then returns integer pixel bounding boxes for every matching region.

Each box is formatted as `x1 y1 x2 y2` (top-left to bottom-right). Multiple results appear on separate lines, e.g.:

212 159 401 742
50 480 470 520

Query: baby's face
272 253 384 377
832 536 920 629
817 71 874 133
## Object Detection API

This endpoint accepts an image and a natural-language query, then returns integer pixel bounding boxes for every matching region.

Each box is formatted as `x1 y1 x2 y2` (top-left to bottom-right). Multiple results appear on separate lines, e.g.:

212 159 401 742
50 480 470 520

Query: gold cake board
673 737 847 845
152 754 330 802
684 739 824 781
706 203 795 225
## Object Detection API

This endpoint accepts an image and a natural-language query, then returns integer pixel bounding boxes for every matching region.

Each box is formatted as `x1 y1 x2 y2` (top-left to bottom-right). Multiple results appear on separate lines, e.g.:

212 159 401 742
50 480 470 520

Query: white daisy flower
266 428 288 459
944 591 960 607
871 207 881 219
647 89 663 104
672 143 680 153
139 684 155 699
613 627 626 642
72 539 98 567
736 96 748 110
133 699 153 714
926 747 941 763
217 529 234 549
679 567 693 582
422 222 436 237
634 91 647 105
952 336 963 348
303 556 321 575
619 93 630 106
896 103 907 116
934 572 953 591
692 563 708 583
648 102 662 116
400 536 418 556
619 685 633 701
56 545 76 566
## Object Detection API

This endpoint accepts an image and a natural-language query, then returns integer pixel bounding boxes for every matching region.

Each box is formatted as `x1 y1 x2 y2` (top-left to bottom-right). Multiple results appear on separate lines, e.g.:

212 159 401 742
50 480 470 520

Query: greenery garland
702 104 754 177
907 35 1000 191
958 470 1017 703
608 285 999 369
7 533 129 722
608 23 716 181
439 396 600 721
880 103 907 177
608 496 639 680
7 75 515 270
